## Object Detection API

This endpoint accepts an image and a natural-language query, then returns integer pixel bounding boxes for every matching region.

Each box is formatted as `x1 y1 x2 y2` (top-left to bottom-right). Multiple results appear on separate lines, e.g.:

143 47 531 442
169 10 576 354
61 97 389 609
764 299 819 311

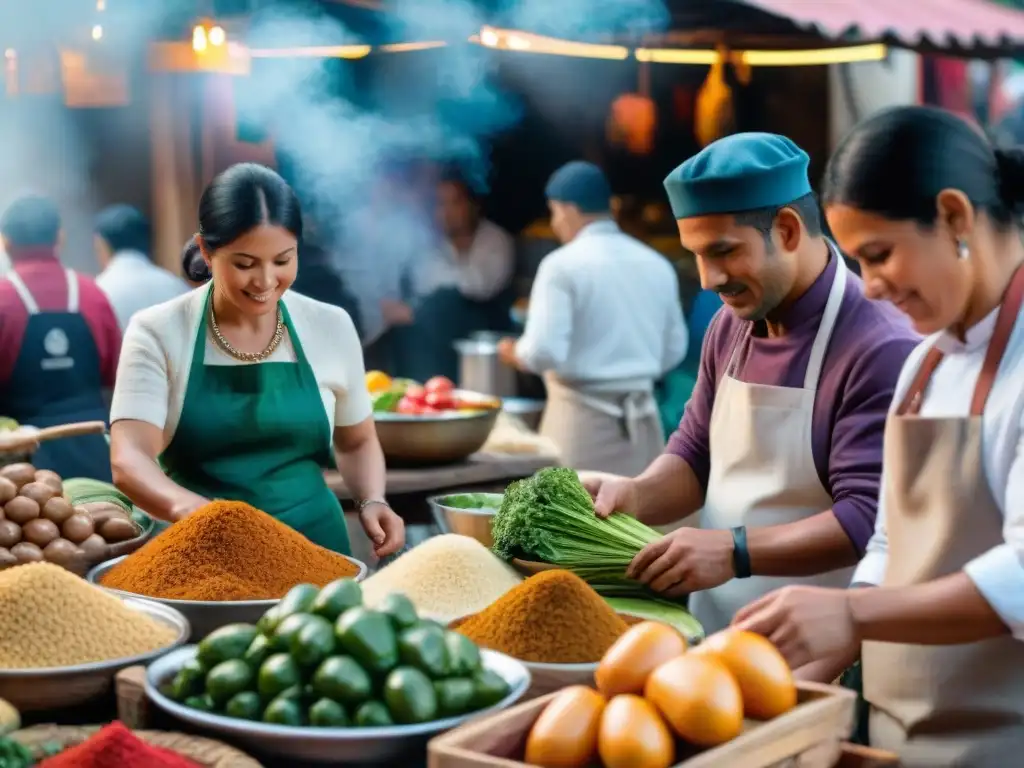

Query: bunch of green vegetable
0 736 60 768
164 579 511 728
491 467 664 595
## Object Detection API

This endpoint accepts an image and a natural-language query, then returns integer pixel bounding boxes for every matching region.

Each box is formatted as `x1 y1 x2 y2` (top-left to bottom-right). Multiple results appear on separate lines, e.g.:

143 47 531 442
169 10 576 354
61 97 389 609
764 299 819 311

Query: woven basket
12 724 264 767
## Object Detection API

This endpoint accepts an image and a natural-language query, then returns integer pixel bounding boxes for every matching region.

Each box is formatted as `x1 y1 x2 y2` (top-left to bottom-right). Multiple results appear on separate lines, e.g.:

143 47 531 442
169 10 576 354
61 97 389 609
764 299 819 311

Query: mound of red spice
38 722 201 768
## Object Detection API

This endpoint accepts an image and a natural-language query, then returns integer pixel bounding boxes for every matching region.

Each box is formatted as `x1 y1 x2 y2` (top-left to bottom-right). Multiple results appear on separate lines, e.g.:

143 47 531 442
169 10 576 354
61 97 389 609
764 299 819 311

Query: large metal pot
454 335 517 398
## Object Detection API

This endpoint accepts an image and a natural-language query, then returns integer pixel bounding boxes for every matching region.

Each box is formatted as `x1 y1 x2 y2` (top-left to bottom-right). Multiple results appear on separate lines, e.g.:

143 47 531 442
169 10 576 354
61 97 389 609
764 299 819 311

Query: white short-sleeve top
110 284 372 445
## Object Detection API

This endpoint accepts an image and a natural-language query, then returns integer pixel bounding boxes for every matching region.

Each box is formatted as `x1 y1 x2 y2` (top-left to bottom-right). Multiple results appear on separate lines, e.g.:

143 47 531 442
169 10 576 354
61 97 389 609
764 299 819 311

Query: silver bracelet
357 498 391 513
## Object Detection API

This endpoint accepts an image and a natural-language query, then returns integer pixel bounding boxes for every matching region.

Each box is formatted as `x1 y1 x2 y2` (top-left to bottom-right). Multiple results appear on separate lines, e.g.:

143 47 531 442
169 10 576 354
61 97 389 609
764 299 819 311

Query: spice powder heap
99 501 359 601
456 569 629 663
0 563 177 669
38 722 202 768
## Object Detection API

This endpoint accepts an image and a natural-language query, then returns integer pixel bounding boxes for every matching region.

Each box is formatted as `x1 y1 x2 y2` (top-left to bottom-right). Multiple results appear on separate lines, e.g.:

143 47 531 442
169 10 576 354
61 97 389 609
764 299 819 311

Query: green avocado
335 608 398 675
311 655 373 708
383 667 438 725
196 624 259 668
311 578 363 622
205 659 254 706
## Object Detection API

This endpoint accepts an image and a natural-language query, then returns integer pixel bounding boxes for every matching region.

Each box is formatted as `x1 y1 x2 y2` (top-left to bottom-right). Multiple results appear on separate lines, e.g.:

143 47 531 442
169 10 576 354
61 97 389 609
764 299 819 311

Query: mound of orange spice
456 570 628 663
99 501 358 601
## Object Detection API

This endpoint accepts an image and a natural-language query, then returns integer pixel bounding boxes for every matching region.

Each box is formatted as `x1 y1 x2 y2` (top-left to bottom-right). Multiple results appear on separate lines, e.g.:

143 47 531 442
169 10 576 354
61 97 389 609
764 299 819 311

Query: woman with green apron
734 106 1024 765
107 163 405 558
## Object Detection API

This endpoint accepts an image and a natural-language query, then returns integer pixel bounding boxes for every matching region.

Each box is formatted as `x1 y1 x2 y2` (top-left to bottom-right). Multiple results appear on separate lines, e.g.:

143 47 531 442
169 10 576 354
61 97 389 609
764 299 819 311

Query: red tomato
424 376 455 395
424 391 453 410
396 396 423 415
404 384 426 403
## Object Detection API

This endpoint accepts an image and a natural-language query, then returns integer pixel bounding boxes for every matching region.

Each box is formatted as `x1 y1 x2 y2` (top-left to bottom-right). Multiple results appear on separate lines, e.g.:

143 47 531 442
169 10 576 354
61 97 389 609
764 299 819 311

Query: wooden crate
428 682 858 768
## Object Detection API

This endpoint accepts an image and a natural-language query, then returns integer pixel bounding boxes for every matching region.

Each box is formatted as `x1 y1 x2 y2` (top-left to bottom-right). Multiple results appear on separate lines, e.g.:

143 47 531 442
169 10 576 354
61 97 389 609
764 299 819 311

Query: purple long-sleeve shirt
666 250 920 554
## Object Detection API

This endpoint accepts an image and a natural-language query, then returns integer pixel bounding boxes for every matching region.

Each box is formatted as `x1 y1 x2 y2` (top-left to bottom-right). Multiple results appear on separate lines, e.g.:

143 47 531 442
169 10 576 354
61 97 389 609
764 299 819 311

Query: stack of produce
0 464 143 571
455 570 629 664
38 722 201 768
165 579 512 728
368 374 498 415
490 467 664 597
523 625 798 768
0 562 178 668
99 501 360 601
362 534 522 623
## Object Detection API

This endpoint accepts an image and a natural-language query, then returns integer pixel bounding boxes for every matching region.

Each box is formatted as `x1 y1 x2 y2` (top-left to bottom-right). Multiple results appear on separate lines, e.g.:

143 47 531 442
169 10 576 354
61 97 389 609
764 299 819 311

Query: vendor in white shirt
94 205 189 330
734 106 1024 765
108 163 405 559
499 161 688 475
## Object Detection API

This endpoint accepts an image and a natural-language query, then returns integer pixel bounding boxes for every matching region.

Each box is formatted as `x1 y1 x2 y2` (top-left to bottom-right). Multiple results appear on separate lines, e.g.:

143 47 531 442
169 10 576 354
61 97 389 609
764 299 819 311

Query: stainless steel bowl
501 397 546 432
0 596 189 712
428 492 502 548
374 390 501 466
146 645 531 764
87 554 368 641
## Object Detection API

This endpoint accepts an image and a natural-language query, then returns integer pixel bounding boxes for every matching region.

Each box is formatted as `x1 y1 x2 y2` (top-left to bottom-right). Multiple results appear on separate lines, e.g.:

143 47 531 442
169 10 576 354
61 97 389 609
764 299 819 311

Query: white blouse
110 284 372 444
852 304 1024 640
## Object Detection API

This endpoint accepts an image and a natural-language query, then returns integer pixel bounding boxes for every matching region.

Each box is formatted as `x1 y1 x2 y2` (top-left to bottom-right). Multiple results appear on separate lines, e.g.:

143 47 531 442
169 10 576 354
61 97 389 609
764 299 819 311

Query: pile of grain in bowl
0 562 178 669
361 534 522 623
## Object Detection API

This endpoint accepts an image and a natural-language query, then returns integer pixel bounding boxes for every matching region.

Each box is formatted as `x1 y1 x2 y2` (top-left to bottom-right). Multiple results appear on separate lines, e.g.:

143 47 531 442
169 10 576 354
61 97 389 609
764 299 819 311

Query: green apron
157 288 351 555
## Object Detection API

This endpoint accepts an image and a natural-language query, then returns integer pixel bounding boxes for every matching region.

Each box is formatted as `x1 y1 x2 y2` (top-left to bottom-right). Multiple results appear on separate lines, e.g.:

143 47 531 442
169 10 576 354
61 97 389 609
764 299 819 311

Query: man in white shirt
94 205 189 330
499 161 689 475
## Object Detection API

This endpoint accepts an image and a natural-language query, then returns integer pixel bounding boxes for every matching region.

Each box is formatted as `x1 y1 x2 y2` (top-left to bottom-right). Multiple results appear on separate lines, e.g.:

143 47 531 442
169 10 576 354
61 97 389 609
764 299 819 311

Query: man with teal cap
584 133 920 646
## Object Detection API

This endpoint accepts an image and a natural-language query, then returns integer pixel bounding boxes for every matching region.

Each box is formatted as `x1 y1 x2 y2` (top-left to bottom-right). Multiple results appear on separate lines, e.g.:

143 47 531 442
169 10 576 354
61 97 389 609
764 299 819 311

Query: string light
96 0 105 9
208 26 226 47
192 25 208 53
91 24 103 41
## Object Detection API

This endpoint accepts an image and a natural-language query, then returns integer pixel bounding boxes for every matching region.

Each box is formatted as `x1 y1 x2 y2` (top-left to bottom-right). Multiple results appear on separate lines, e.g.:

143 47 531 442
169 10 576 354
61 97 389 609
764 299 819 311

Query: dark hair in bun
197 163 302 252
822 105 1024 230
182 234 210 283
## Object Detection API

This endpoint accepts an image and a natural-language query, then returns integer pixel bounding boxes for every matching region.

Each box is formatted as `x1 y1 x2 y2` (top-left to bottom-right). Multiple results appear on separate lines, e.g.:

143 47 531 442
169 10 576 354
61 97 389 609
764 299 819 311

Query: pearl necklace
209 302 285 363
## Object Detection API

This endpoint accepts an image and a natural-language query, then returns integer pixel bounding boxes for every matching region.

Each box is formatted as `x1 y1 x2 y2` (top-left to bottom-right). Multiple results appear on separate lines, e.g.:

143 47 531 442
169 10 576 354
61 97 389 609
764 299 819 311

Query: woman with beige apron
733 106 1024 764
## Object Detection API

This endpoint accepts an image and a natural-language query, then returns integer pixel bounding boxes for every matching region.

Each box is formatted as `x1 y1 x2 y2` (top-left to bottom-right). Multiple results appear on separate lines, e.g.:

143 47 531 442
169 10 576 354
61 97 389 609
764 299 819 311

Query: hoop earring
957 239 970 261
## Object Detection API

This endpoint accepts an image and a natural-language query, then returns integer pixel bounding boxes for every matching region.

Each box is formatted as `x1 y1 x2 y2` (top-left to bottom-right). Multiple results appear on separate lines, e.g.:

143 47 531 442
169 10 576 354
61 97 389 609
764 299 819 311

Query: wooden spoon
1 421 107 451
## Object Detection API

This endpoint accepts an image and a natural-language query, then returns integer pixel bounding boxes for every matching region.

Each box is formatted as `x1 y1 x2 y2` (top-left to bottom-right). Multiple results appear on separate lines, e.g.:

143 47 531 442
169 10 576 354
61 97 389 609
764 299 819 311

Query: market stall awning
737 0 1024 58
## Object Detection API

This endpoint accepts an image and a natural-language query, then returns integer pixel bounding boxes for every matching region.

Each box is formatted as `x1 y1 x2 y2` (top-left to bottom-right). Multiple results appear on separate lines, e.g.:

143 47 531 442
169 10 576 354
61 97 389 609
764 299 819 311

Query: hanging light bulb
208 26 226 47
91 24 103 41
192 24 208 53
96 0 106 10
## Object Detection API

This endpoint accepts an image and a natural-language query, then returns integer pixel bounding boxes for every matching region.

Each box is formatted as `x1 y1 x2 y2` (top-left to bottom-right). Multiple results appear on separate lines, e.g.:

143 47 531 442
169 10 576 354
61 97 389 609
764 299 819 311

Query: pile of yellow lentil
0 562 178 669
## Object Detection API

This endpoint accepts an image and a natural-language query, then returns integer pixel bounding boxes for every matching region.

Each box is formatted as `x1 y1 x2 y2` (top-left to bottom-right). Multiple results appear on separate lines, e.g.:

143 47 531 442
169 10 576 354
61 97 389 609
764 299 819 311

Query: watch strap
731 525 752 579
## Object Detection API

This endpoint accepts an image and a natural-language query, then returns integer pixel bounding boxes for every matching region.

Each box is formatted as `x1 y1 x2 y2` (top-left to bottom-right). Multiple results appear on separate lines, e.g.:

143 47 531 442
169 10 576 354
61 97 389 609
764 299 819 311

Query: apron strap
898 263 1024 417
64 269 79 313
803 251 847 390
6 270 40 315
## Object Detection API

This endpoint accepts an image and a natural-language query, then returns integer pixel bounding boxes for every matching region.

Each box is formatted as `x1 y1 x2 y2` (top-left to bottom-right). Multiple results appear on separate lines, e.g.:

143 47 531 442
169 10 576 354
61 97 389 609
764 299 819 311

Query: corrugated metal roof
742 0 1024 53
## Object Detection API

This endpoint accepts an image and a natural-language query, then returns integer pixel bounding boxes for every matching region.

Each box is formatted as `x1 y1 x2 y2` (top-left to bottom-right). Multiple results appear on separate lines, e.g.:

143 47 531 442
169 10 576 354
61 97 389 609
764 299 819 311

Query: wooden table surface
325 451 557 499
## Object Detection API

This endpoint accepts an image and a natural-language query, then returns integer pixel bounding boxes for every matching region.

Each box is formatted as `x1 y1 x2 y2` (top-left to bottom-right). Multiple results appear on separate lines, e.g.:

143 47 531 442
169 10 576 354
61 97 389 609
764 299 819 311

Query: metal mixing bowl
374 390 501 466
87 554 368 640
0 596 189 712
146 645 531 763
428 492 503 548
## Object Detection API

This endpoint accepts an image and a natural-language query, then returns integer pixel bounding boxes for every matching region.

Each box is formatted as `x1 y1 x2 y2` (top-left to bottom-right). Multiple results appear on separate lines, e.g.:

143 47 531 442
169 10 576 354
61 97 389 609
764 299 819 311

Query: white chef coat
515 220 688 389
415 219 515 301
96 250 189 331
852 304 1024 639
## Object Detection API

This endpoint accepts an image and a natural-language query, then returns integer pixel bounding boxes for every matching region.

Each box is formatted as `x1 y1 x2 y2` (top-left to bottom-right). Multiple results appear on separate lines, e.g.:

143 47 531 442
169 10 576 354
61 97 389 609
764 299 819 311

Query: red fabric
742 0 1024 51
0 253 121 387
38 722 202 768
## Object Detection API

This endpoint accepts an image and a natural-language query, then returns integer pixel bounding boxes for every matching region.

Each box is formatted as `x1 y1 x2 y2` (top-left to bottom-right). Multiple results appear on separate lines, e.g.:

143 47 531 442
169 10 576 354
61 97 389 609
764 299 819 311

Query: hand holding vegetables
627 527 737 597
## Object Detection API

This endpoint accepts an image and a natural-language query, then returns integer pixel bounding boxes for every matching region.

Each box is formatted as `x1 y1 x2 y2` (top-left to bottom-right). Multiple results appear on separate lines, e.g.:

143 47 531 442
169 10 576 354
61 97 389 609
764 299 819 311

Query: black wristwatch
731 525 752 579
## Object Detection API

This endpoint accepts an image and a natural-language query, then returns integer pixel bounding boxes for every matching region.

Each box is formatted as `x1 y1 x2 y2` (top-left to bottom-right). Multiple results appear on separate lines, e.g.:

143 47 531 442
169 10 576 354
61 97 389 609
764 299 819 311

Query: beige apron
863 265 1024 767
540 373 664 477
690 255 854 634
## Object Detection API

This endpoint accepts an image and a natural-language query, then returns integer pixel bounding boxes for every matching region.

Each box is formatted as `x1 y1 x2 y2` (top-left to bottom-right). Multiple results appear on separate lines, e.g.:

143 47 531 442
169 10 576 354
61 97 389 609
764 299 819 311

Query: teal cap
663 132 812 219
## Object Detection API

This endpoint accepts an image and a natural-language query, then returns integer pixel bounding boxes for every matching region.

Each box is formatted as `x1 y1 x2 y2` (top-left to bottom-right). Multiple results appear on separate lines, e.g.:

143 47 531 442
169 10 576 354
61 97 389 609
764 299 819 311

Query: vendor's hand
732 585 860 671
627 527 735 597
497 337 519 368
169 491 211 522
380 299 414 326
580 472 639 519
360 502 405 558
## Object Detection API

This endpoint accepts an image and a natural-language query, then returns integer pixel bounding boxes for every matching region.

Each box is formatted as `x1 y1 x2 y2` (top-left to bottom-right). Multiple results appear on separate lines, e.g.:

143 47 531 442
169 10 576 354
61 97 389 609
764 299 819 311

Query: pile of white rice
362 534 523 623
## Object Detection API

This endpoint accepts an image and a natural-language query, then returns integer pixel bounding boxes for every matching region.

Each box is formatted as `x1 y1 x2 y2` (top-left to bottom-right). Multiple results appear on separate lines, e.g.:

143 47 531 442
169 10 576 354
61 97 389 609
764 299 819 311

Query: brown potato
41 497 75 525
11 541 43 563
18 482 56 507
4 496 39 525
33 469 63 494
0 521 20 548
98 517 140 543
22 518 59 548
78 502 130 525
43 538 83 568
0 463 36 488
0 477 16 504
78 534 107 562
0 547 16 568
61 513 94 544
